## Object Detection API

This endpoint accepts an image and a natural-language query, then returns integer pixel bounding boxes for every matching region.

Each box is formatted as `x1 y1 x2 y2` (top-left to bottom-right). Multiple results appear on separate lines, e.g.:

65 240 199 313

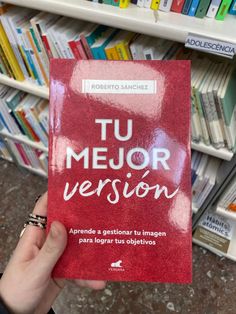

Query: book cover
48 60 192 283
195 0 211 18
216 0 233 20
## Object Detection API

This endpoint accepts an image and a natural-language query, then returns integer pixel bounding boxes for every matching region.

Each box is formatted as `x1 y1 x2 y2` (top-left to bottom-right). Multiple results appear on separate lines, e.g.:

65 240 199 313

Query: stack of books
192 150 221 212
92 0 236 21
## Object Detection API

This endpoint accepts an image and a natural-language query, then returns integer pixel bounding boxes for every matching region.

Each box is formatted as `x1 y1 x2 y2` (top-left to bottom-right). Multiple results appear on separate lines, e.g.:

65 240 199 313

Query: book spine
206 0 222 18
119 0 130 7
105 47 120 60
116 41 131 60
80 34 94 59
111 0 120 6
171 0 185 12
182 0 193 14
22 30 43 85
150 0 161 9
0 42 14 77
0 22 24 81
68 40 82 59
193 87 210 145
144 0 152 8
16 28 36 81
0 16 29 80
201 91 224 149
195 0 211 18
25 110 48 146
159 0 173 11
74 39 88 60
216 0 232 20
30 27 49 81
229 0 236 14
41 34 53 59
188 0 200 16
27 30 49 86
103 0 112 3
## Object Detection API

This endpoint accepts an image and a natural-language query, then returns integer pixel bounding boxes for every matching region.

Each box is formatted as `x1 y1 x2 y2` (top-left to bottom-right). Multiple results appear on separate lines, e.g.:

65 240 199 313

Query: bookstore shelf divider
3 0 236 46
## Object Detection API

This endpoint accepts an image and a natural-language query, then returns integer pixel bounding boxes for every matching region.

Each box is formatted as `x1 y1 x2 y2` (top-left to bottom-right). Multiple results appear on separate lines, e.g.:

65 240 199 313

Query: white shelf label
185 33 236 58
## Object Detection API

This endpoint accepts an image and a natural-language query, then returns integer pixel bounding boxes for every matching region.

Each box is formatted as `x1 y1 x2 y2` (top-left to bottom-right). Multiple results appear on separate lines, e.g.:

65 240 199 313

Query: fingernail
50 223 59 239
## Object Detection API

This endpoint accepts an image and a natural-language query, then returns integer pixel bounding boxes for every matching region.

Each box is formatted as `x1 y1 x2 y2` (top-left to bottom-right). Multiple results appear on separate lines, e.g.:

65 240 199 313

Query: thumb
34 221 67 277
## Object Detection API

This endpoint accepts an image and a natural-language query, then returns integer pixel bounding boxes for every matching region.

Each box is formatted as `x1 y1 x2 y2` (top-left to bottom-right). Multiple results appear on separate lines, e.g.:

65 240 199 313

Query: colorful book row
94 0 236 20
0 84 48 146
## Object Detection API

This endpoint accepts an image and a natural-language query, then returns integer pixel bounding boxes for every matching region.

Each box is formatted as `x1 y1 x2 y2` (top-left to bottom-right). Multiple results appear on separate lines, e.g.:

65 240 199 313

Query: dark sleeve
0 274 56 314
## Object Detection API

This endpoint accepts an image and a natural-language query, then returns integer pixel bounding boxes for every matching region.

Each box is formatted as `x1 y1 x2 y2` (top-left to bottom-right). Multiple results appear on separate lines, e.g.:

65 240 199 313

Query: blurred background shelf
3 0 236 47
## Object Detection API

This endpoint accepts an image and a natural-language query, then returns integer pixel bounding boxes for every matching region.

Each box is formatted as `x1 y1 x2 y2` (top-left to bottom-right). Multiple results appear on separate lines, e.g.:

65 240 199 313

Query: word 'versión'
63 119 179 204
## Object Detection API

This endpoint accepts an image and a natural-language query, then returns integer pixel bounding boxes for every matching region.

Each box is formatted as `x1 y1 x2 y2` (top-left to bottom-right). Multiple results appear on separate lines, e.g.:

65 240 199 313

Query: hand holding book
0 193 106 314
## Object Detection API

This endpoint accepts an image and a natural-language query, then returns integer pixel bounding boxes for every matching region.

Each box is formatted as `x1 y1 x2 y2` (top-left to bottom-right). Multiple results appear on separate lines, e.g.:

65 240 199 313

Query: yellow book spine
150 0 160 10
0 22 24 81
119 0 130 8
116 41 130 60
105 47 120 60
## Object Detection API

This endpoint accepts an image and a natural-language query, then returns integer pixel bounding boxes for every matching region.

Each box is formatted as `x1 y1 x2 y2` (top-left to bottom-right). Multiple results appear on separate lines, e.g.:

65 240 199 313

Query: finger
12 193 48 263
31 221 67 278
74 279 106 290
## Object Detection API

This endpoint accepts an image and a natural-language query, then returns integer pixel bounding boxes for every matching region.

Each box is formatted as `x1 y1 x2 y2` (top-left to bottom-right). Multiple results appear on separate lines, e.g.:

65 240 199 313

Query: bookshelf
0 129 48 153
3 0 236 47
0 74 49 99
0 72 233 161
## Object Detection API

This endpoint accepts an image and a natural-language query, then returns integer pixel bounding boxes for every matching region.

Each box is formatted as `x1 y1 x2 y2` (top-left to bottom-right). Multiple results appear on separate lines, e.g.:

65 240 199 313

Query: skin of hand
0 193 106 314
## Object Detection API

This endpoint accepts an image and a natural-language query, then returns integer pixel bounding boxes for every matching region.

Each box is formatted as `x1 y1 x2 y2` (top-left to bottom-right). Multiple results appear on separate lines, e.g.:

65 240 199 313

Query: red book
49 60 192 283
171 0 185 12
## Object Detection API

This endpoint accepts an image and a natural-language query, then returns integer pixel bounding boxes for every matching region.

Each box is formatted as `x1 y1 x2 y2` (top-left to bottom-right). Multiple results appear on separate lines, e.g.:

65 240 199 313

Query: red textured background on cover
48 60 192 283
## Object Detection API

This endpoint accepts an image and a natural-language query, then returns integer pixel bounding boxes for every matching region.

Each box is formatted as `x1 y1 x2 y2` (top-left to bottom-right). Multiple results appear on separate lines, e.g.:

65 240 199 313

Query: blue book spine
182 0 194 15
188 0 200 16
91 48 104 60
0 112 9 132
229 0 236 14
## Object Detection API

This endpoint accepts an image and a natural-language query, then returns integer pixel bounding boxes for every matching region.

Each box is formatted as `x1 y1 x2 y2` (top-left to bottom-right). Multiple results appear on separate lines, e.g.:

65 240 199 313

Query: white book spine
144 0 152 8
159 0 173 12
137 0 145 7
201 91 224 148
206 0 222 18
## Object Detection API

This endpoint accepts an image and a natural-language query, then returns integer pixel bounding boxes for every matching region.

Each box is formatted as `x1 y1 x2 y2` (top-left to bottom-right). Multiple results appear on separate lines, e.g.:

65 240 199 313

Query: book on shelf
216 176 236 219
193 208 236 261
229 0 236 14
0 137 12 161
48 59 192 283
159 0 173 12
3 136 48 174
191 151 221 212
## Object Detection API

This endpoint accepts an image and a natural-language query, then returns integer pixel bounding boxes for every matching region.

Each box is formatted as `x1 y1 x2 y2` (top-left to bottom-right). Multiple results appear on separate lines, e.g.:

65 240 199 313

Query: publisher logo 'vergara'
109 260 125 272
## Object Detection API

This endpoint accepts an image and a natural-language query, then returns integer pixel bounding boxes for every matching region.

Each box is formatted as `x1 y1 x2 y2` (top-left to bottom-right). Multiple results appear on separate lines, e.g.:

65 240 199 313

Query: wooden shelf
3 0 236 46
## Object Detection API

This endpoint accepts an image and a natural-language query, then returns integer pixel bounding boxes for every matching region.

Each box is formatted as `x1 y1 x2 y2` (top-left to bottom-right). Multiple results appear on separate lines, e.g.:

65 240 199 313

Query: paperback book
48 60 192 283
